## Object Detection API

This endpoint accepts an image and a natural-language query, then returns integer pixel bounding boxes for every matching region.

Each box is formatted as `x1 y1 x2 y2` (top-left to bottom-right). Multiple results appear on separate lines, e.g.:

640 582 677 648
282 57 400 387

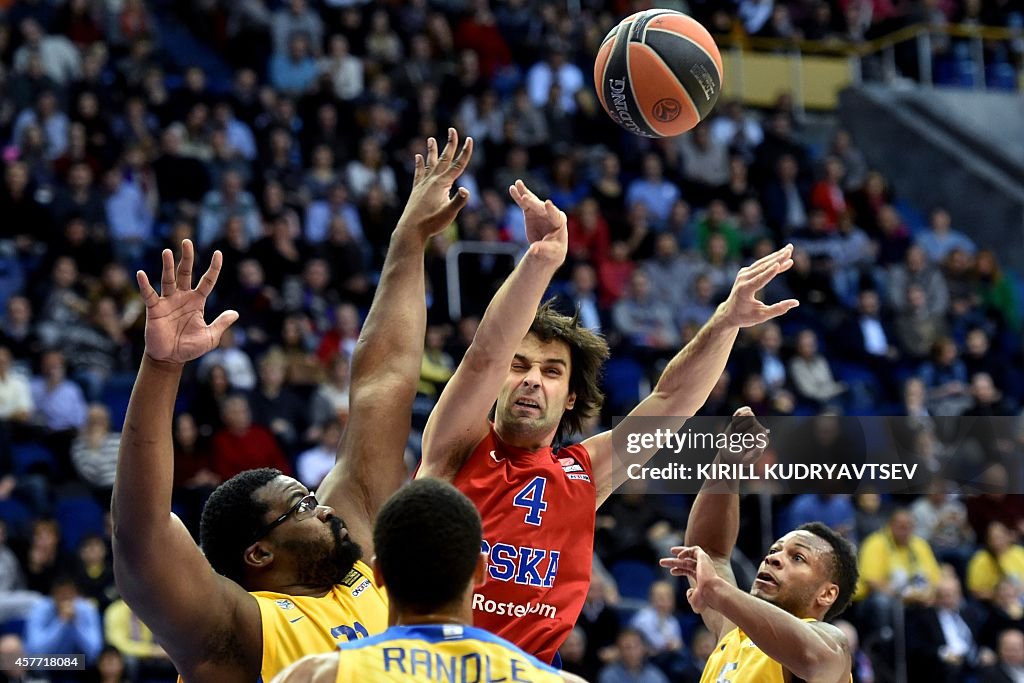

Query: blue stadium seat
10 443 55 476
611 559 657 602
603 357 646 415
54 496 106 555
0 498 33 539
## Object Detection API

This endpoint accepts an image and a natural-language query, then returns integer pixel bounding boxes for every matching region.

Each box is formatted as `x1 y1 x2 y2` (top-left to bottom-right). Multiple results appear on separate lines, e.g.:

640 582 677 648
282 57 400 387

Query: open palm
137 240 238 364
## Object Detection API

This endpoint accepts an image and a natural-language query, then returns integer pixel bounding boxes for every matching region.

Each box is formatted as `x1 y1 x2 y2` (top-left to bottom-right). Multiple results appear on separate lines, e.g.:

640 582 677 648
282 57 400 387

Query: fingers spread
448 136 473 177
762 299 800 319
160 249 176 296
196 250 224 299
413 153 425 184
208 309 240 338
437 127 457 168
137 270 159 308
426 137 438 169
176 239 195 291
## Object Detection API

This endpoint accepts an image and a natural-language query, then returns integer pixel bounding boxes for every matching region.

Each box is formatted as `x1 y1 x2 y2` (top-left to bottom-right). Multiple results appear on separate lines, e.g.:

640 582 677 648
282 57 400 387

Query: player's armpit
268 653 338 683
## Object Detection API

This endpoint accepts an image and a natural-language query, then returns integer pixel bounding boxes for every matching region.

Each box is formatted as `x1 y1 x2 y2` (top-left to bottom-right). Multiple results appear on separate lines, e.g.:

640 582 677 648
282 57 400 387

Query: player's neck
495 424 557 452
394 605 471 628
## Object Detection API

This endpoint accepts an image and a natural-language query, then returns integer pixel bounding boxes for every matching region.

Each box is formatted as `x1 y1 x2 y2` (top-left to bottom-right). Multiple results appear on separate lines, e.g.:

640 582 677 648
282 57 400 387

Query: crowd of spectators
0 0 1023 681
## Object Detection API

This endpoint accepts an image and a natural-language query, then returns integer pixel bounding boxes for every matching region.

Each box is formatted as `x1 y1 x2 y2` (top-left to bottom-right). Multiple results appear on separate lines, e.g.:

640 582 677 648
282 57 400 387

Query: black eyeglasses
252 494 319 543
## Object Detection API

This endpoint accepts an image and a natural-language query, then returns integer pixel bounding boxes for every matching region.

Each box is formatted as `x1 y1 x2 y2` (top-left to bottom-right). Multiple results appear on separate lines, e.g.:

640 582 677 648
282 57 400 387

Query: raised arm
111 243 262 679
667 546 850 683
418 181 568 479
316 129 474 558
585 245 798 504
663 408 765 640
269 653 338 683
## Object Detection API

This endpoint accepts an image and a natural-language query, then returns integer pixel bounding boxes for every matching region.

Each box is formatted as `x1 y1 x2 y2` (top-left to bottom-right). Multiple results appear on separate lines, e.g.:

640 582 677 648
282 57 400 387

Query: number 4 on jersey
513 477 548 526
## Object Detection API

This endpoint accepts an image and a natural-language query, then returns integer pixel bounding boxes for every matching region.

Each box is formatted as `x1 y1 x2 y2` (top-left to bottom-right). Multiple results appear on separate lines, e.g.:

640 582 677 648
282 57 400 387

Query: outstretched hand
137 240 239 364
397 127 474 239
719 244 799 328
509 179 567 265
658 546 719 613
718 406 768 466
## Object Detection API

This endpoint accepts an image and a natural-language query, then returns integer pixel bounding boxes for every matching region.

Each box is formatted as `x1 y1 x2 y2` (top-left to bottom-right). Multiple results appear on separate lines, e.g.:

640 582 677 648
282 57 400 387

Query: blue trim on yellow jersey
337 624 560 674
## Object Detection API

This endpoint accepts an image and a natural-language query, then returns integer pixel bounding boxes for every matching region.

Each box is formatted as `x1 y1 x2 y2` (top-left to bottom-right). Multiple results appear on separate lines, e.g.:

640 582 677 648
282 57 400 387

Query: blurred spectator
710 100 764 160
71 534 114 612
908 572 994 682
980 581 1024 650
642 233 700 314
973 250 1020 333
564 263 603 333
835 620 876 683
786 494 856 541
675 124 730 205
317 303 361 364
24 576 103 664
613 270 680 361
13 18 80 85
911 480 975 573
197 169 261 249
0 520 42 623
271 0 323 58
829 129 867 192
761 153 809 235
249 348 306 453
626 153 680 229
788 329 847 408
980 628 1024 683
677 274 719 330
559 626 597 682
526 42 583 114
598 628 669 683
630 581 683 656
967 521 1024 602
810 156 848 229
917 206 977 264
919 338 971 416
70 404 120 501
269 33 318 96
30 349 87 433
567 197 611 268
855 508 941 630
321 34 363 101
895 283 948 361
94 645 130 683
888 245 949 317
210 394 291 480
295 419 343 489
309 354 351 432
197 327 257 391
103 599 175 681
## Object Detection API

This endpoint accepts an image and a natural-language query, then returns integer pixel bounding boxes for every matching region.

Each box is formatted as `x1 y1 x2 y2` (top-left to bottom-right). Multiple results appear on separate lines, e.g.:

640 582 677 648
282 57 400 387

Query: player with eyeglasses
111 130 476 683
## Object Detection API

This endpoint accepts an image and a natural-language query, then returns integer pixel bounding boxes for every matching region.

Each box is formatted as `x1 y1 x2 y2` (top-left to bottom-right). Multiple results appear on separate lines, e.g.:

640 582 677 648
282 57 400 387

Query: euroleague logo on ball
652 98 681 122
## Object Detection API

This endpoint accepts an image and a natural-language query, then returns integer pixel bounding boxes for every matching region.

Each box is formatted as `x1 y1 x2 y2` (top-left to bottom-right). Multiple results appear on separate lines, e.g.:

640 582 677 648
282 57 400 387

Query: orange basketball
595 9 724 138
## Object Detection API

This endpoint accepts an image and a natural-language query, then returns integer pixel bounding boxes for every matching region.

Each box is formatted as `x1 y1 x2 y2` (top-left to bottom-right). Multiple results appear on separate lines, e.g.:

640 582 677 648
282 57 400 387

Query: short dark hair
530 301 609 442
797 522 859 621
373 479 482 613
200 468 282 584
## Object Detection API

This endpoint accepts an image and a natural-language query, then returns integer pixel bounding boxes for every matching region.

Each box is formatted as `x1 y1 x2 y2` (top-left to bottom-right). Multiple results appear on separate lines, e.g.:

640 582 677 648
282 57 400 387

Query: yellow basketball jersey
701 623 851 683
254 560 388 682
333 623 565 683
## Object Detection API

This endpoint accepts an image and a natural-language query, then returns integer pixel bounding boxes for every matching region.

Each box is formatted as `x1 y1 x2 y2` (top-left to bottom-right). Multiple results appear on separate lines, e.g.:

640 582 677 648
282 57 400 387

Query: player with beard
270 479 588 683
417 179 800 663
111 130 474 683
660 408 858 683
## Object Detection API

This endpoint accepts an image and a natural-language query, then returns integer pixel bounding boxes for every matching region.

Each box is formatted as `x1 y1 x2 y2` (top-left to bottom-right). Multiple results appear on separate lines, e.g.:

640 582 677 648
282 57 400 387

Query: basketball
594 9 724 138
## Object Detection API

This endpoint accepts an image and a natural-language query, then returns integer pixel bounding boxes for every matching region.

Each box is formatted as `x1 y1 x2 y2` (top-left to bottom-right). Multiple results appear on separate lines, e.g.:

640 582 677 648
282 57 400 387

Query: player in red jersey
417 180 800 663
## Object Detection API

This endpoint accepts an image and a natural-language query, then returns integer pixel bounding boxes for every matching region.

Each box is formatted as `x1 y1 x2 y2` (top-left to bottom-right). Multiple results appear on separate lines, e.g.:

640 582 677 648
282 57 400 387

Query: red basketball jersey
451 427 596 664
